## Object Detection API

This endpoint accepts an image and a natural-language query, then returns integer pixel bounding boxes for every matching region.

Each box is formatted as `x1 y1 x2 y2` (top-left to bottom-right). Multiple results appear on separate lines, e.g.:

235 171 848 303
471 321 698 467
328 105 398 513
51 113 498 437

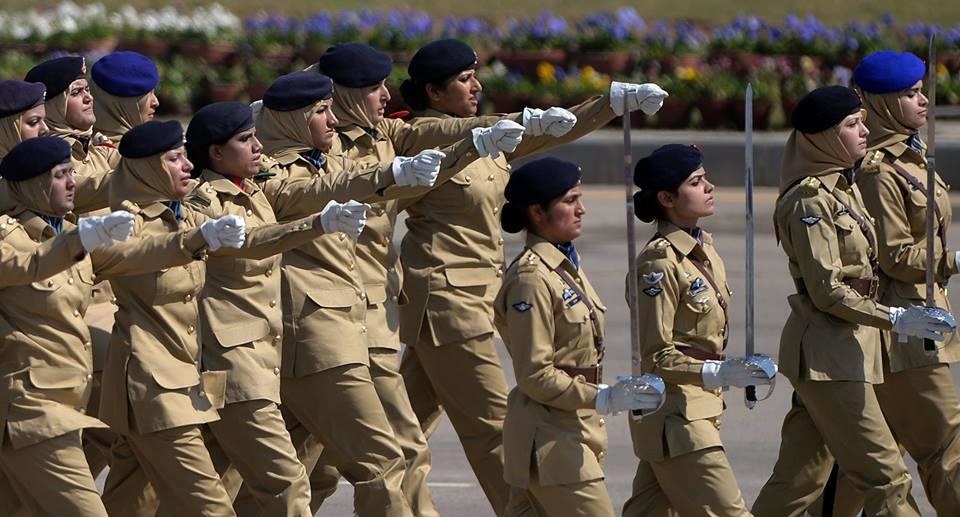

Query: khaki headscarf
45 87 94 141
860 90 914 151
0 113 24 158
109 153 179 208
7 171 57 216
331 84 378 131
91 81 150 143
778 114 861 195
256 102 318 157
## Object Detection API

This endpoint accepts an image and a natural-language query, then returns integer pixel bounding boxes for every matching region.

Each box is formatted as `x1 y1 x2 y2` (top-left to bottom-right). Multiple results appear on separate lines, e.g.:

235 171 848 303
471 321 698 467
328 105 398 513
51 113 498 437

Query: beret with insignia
119 120 184 159
25 56 86 99
315 43 392 88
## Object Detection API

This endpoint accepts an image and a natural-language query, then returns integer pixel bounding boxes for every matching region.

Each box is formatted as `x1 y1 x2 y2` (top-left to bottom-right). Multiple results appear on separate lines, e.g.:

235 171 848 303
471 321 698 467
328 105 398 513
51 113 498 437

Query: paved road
90 186 960 516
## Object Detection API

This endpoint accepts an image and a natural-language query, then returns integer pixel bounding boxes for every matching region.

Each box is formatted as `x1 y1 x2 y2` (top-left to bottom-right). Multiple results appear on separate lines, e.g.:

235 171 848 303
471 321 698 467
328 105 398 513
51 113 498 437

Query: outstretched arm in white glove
596 375 665 415
318 200 370 239
890 305 956 341
472 120 525 159
522 107 577 137
200 214 246 251
392 149 447 187
78 210 135 252
610 81 670 116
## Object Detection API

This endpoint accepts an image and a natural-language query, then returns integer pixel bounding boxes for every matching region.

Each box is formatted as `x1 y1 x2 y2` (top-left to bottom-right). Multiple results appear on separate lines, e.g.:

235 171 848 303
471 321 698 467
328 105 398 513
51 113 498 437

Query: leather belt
676 345 725 362
558 365 602 384
794 277 878 299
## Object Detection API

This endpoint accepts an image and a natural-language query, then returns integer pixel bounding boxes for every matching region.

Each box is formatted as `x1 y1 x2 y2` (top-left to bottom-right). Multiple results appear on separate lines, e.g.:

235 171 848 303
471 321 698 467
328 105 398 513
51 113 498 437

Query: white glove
392 149 446 187
890 305 956 341
609 81 669 116
702 356 776 390
472 120 525 159
595 375 665 415
200 214 246 251
522 106 577 137
319 200 369 239
78 210 135 252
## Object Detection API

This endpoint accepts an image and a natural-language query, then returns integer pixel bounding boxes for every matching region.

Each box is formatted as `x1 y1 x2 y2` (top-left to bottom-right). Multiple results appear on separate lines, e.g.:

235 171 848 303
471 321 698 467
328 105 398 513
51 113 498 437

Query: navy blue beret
0 80 46 119
501 157 581 233
119 120 184 159
854 51 926 94
409 39 478 84
25 56 86 98
791 86 862 134
316 43 392 88
91 51 159 97
0 136 71 182
263 71 334 111
185 101 255 176
634 144 703 192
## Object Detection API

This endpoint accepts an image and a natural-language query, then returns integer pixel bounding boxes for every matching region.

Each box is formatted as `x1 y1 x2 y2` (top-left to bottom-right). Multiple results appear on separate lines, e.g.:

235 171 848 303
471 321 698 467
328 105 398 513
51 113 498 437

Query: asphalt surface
90 185 960 516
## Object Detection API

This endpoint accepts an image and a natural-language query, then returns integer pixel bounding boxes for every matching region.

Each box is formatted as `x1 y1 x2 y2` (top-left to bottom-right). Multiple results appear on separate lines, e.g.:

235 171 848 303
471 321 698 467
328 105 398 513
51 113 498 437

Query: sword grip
745 385 757 406
924 338 937 353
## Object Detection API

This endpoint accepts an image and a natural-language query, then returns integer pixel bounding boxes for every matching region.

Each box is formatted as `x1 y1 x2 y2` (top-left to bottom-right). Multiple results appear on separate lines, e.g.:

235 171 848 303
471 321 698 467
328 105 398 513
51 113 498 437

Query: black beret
186 102 254 154
315 43 393 88
119 120 184 159
0 80 46 119
633 144 703 192
263 71 334 111
91 51 159 97
408 39 478 84
0 136 71 182
854 51 925 94
791 86 862 134
25 56 86 98
501 157 581 233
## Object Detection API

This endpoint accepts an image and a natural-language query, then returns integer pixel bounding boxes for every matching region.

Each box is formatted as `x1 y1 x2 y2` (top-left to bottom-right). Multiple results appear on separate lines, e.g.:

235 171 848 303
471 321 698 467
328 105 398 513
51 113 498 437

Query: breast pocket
561 301 594 351
675 292 718 337
154 262 203 305
833 213 869 264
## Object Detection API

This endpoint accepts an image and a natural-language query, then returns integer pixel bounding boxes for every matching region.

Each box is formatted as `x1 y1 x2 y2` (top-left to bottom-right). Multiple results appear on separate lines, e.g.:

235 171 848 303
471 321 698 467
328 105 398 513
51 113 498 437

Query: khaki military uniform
752 172 919 517
494 235 614 516
620 221 752 517
811 144 960 517
99 198 321 517
397 95 615 515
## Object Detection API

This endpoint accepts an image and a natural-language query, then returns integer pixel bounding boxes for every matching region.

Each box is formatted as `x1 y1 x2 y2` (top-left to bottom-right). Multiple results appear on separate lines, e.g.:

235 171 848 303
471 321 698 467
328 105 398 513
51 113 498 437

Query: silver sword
744 83 758 408
624 98 641 377
925 32 938 354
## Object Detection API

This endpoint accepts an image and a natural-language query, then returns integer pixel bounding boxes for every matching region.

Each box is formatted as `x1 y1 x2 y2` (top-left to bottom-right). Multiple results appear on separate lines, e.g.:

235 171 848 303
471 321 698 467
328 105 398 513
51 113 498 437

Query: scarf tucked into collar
554 241 580 269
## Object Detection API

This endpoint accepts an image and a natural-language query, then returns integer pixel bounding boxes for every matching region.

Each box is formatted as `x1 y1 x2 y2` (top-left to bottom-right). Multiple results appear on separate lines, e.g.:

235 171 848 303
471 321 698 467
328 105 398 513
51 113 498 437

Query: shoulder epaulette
798 176 822 197
184 187 213 208
0 215 20 239
860 150 885 174
641 237 671 259
119 200 142 214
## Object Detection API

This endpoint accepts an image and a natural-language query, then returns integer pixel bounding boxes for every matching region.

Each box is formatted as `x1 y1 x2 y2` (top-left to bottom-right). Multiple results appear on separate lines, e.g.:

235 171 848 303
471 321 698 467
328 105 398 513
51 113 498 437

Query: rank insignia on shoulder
689 277 707 295
562 287 577 301
642 271 664 284
860 150 884 173
643 286 663 297
512 301 533 312
799 177 821 196
800 215 821 225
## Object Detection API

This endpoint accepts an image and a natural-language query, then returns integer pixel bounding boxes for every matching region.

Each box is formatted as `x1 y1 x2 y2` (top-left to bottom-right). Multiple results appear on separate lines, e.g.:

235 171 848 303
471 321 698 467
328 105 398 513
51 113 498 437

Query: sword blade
624 99 641 376
925 32 938 353
745 83 758 408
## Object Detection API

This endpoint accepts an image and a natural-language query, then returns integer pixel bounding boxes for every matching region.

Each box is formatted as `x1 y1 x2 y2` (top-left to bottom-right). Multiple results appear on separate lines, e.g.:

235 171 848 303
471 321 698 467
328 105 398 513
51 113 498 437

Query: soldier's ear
656 190 675 209
210 144 224 162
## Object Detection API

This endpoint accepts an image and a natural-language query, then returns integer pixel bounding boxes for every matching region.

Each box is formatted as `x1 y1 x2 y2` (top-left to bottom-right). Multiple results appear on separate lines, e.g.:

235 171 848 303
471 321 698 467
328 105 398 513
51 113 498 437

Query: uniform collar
815 171 845 193
16 208 60 240
137 201 174 220
202 169 258 197
657 220 713 257
526 233 570 270
420 108 455 119
340 124 383 144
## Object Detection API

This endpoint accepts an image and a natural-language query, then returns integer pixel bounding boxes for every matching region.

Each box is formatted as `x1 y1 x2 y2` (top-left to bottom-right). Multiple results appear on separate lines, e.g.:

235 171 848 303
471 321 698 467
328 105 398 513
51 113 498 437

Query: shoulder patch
642 271 664 284
512 301 533 312
800 215 822 225
860 149 884 174
799 177 822 197
642 286 663 297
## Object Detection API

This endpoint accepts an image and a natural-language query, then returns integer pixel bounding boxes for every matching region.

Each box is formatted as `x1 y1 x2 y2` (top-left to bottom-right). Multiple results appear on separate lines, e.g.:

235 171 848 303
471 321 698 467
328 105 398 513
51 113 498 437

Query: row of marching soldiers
1 37 958 517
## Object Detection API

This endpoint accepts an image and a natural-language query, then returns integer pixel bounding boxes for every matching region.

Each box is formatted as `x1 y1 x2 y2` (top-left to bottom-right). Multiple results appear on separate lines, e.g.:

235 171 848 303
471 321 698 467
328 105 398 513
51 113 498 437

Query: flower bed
1 3 959 128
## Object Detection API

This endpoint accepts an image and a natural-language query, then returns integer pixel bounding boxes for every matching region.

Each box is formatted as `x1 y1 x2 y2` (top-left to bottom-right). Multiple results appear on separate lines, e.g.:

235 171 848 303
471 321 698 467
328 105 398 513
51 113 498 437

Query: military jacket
775 172 892 384
495 235 608 487
399 95 616 347
67 133 119 215
857 143 960 371
629 221 730 462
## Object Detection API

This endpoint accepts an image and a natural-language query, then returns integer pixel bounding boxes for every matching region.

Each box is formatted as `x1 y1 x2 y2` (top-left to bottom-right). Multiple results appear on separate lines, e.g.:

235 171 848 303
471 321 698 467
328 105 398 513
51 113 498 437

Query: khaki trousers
400 327 512 515
752 380 919 517
505 474 614 517
809 362 960 517
280 364 412 517
622 446 752 517
103 424 236 517
0 431 107 517
306 348 439 516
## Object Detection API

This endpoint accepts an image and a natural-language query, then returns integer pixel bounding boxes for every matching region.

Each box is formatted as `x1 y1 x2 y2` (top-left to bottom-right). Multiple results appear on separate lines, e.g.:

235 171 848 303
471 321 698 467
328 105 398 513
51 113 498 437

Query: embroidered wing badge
800 215 821 225
642 271 664 284
512 301 533 313
643 286 663 297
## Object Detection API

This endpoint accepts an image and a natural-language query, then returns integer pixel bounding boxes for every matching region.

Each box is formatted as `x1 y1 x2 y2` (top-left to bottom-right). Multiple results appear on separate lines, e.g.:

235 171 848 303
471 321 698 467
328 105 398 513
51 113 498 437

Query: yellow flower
937 63 949 80
537 62 557 84
677 66 698 81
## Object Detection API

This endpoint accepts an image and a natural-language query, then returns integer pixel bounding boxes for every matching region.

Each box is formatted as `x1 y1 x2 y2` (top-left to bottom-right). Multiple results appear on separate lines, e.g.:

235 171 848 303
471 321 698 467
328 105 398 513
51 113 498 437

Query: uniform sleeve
72 169 112 214
90 216 207 278
499 270 599 411
783 194 893 329
0 230 86 288
186 209 322 261
387 114 512 156
507 95 616 161
390 137 482 212
261 161 395 220
858 168 952 284
635 256 708 386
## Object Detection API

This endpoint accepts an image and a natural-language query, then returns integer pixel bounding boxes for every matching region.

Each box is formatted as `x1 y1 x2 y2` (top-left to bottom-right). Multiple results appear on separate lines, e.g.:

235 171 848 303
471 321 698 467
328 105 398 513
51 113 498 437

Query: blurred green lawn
6 0 955 23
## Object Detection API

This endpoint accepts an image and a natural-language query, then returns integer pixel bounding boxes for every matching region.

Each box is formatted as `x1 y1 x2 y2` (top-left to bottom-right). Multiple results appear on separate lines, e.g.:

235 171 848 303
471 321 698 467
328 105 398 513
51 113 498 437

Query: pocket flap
151 364 201 389
29 367 86 389
445 267 497 288
681 390 724 421
833 213 857 232
305 287 360 308
365 283 388 305
211 320 270 348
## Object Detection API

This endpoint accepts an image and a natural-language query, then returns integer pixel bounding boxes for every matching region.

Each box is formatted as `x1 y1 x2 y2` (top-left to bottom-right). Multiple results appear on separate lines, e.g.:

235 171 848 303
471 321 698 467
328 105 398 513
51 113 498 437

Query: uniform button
496 268 503 278
360 292 367 300
391 296 399 302
349 262 355 270
79 406 86 414
492 207 499 214
598 451 606 460
47 280 54 287
110 297 117 305
497 238 504 246
273 335 281 343
382 237 390 245
488 174 495 181
599 418 606 427
246 209 253 216
704 260 711 267
184 293 193 302
187 325 195 334
583 314 589 322
68 278 74 285
199 391 206 398
273 367 280 375
387 267 395 273
83 340 91 348
86 374 93 381
265 269 273 277
360 326 367 334
339 234 345 241
269 300 277 308
937 189 943 196
0 224 5 230
464 175 471 182
73 310 81 317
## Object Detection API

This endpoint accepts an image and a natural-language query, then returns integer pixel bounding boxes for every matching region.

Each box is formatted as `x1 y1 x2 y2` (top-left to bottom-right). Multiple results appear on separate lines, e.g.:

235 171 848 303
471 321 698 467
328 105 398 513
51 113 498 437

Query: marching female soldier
623 144 774 517
494 157 665 516
0 80 48 157
394 37 668 514
89 51 160 144
752 86 952 517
